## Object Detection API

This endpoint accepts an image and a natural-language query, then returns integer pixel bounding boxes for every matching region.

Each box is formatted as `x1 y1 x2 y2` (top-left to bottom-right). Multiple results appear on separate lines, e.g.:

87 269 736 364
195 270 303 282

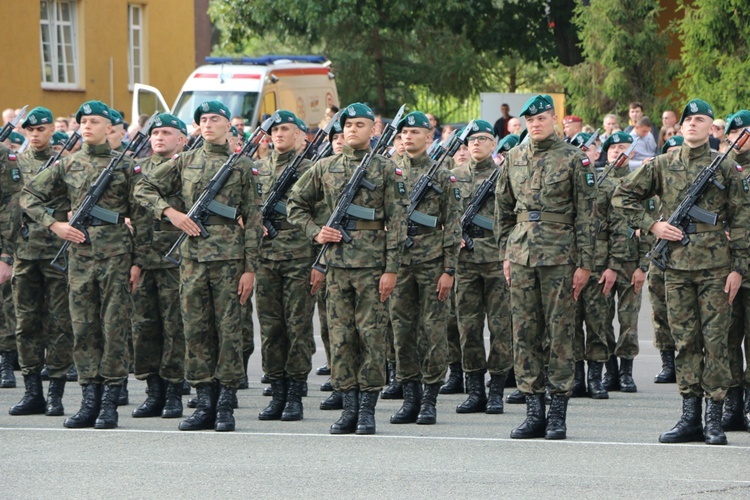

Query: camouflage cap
662 135 684 154
229 125 240 137
725 110 750 135
109 109 124 127
466 119 495 138
294 117 308 133
75 100 111 123
519 94 554 117
21 107 54 129
328 119 343 143
679 98 714 125
569 132 591 148
339 102 375 128
496 133 520 152
150 113 188 135
602 131 633 152
9 131 25 145
51 131 69 146
396 111 430 133
193 100 231 123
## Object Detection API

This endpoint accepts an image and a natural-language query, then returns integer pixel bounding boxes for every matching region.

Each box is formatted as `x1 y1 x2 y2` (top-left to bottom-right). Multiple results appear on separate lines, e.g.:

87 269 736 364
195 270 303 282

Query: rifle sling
342 220 384 231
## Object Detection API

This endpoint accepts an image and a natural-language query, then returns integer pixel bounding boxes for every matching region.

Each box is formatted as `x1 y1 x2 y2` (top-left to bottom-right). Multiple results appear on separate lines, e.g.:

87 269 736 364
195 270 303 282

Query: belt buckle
528 211 541 222
684 223 696 234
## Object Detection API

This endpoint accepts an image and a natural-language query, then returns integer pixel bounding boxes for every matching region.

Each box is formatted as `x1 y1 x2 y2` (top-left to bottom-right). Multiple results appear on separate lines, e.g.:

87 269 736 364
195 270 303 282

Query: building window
128 4 145 89
40 0 79 88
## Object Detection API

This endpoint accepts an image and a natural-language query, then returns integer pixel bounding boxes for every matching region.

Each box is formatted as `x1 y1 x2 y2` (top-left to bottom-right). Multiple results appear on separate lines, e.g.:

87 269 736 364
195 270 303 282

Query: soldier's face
467 133 495 161
584 146 598 165
681 115 712 145
228 134 241 152
525 111 556 141
343 118 374 149
25 124 54 150
271 123 299 153
400 126 429 156
107 124 126 150
607 142 631 163
331 133 344 155
563 121 582 138
200 114 230 144
392 134 405 156
79 115 111 145
150 127 182 157
453 144 470 165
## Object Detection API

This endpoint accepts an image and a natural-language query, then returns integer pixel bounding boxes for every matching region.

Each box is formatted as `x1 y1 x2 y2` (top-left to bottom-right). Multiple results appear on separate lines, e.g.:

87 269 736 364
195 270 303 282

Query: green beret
229 126 239 137
328 119 343 143
21 107 54 129
396 111 430 133
193 100 231 123
602 131 634 152
270 109 298 128
9 131 25 145
570 132 591 148
294 117 308 133
466 119 495 138
496 134 519 153
150 113 187 135
679 98 714 125
725 110 750 135
662 135 684 154
75 100 111 124
339 102 375 128
109 109 124 127
519 94 554 117
51 131 69 146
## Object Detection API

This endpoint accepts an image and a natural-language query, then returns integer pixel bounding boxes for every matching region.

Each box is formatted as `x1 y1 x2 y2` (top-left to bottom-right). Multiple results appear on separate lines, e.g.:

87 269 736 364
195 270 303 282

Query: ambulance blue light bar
205 55 328 65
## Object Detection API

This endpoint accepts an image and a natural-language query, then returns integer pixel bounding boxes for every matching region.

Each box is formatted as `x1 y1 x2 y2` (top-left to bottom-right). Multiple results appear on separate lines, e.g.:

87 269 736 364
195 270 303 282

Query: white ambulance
132 55 339 132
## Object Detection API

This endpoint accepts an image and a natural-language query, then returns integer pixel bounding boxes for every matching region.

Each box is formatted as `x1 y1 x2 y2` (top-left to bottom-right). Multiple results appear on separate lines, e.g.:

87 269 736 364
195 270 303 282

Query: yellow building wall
0 0 195 122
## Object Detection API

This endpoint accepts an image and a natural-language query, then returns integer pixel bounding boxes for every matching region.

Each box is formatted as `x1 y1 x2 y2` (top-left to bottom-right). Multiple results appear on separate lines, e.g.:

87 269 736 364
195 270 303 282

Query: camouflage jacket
22 142 150 263
452 156 502 265
396 152 461 268
134 140 262 272
256 148 314 261
494 134 597 269
0 144 23 257
15 145 71 260
612 142 749 273
286 144 407 272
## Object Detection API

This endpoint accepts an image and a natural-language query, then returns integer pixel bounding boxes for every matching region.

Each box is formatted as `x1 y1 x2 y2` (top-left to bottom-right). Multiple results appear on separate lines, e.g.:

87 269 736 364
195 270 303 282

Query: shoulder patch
449 175 457 183
134 165 142 174
743 178 749 193
737 164 743 172
395 167 403 176
8 154 17 161
582 157 590 167
585 172 594 186
172 154 179 160
251 167 259 176
453 187 461 200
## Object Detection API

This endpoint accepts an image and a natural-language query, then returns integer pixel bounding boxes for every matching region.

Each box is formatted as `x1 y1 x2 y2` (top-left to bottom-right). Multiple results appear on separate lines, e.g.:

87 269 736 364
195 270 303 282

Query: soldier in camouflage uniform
8 107 74 417
130 113 188 420
22 101 150 429
0 137 20 389
287 102 407 435
452 123 514 415
612 99 750 445
495 94 597 440
135 100 262 432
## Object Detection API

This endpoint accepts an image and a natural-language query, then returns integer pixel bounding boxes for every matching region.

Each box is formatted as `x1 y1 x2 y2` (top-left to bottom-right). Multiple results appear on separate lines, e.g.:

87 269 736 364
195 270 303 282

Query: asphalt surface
2 291 750 499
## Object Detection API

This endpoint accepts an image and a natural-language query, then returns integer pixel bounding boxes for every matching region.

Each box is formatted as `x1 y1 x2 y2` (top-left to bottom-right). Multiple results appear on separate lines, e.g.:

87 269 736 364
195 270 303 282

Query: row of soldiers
1 95 750 444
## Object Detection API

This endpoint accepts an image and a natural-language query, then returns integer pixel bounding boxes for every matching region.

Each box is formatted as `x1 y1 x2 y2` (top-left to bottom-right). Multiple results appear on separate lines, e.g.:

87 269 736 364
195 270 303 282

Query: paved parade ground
1 292 749 499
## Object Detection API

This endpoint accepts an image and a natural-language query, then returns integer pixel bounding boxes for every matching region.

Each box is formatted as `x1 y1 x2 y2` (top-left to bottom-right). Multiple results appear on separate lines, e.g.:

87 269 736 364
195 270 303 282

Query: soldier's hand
572 267 591 301
631 268 646 294
436 273 454 301
599 268 617 295
50 221 86 244
315 226 343 245
310 269 326 295
379 272 397 302
129 265 141 293
238 272 255 305
503 260 511 285
461 238 466 249
0 259 11 285
125 217 134 235
725 271 742 305
650 221 683 241
164 207 201 237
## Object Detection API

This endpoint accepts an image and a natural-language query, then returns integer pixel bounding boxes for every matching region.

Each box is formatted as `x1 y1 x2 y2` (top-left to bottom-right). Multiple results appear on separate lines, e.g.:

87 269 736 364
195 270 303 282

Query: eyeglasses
467 136 492 144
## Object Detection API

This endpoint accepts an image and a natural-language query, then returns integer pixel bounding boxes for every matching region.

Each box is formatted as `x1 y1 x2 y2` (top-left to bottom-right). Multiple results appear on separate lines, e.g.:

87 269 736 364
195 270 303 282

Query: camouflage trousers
509 263 576 395
326 267 387 392
665 268 731 401
131 267 185 383
456 261 512 376
728 284 750 387
574 270 612 363
241 300 254 357
385 315 395 364
0 281 16 351
606 261 641 360
446 288 461 365
12 258 73 378
317 281 330 365
256 257 315 382
390 258 448 385
648 267 674 351
68 254 133 386
180 259 244 388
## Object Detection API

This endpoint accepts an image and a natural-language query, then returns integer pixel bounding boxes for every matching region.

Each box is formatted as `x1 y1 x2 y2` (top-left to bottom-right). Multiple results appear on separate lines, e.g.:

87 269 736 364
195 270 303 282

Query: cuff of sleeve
640 217 657 236
41 213 59 229
155 200 172 219
244 258 258 274
385 252 400 274
732 258 747 276
306 223 322 244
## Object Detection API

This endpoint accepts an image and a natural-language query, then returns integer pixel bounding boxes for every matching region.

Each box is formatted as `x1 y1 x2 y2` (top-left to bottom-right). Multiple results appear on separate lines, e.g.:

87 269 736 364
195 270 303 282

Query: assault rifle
50 113 158 272
311 104 406 274
579 128 600 152
646 129 750 271
0 105 27 143
597 137 639 187
461 156 504 251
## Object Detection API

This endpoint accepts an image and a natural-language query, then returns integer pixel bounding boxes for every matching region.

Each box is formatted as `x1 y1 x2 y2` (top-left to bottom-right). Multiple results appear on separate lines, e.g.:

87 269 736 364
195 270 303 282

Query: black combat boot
545 394 569 440
132 375 165 418
571 361 587 398
179 383 216 431
94 384 122 429
510 394 547 439
260 373 270 384
381 362 403 399
64 384 102 428
66 365 78 382
602 355 620 391
320 378 333 392
320 390 343 410
654 350 676 383
744 387 750 431
0 351 17 388
162 381 184 418
439 363 464 394
263 386 272 396
456 372 487 413
214 385 236 432
258 379 287 420
390 381 421 424
41 366 50 381
9 373 46 415
330 389 359 434
181 380 191 395
704 398 727 445
238 351 251 390
721 387 744 431
46 377 66 416
505 367 517 387
281 379 305 421
659 396 703 443
356 391 378 434
117 378 129 406
316 363 331 376
417 383 441 425
506 389 525 404
486 374 506 414
187 396 198 408
618 358 637 392
586 361 608 399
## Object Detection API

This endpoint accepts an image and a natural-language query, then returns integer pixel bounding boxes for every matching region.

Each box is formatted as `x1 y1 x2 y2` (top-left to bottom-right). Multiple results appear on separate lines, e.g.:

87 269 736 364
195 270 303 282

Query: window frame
40 0 80 90
127 3 145 90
